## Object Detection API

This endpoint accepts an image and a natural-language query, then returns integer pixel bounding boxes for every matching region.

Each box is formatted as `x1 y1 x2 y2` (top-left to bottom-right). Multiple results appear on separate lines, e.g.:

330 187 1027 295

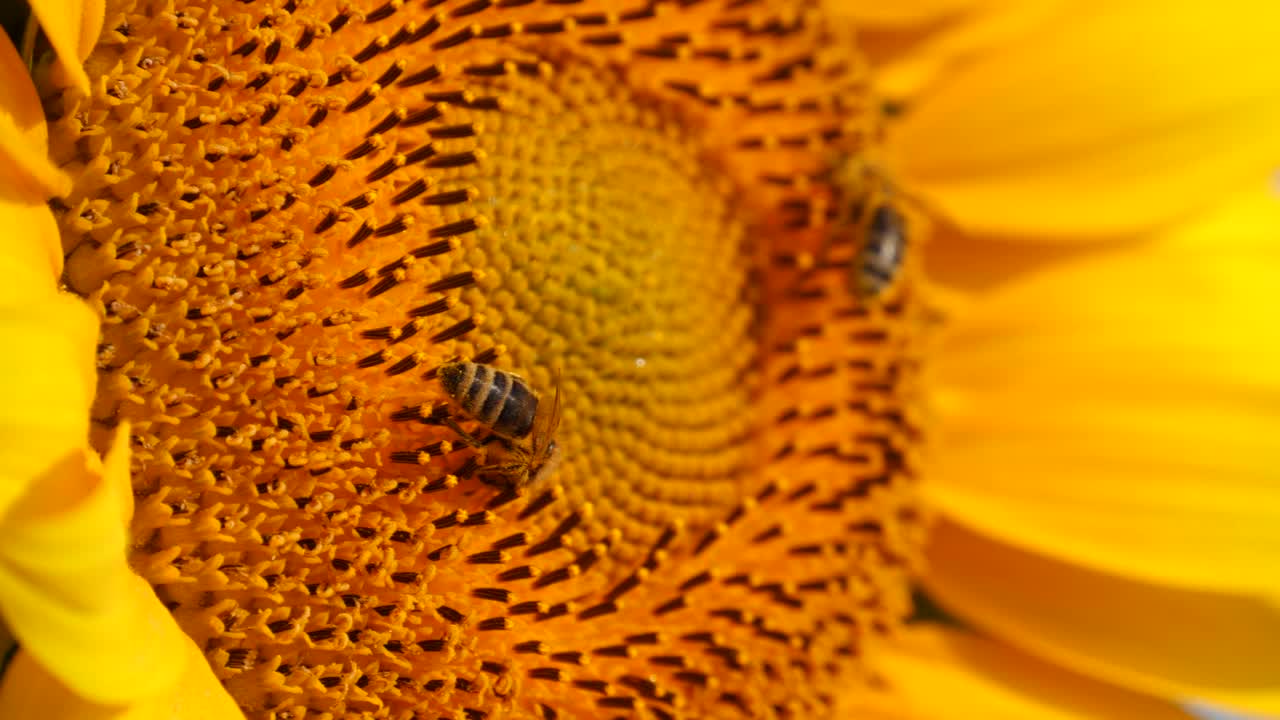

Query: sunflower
0 1 1276 719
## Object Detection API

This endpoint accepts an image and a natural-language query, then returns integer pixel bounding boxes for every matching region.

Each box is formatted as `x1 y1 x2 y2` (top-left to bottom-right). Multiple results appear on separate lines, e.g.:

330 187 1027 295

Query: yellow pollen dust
46 0 929 717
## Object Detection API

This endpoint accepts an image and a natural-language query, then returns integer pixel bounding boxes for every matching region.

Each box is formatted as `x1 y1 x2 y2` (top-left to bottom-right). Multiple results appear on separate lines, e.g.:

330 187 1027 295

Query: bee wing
531 366 563 462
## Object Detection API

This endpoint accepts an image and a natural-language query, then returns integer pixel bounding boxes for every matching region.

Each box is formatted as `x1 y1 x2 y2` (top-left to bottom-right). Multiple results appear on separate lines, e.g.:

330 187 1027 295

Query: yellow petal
1159 176 1280 252
926 218 1280 595
27 0 105 95
0 639 243 719
0 294 101 516
871 0 1070 102
921 223 1104 294
0 191 66 297
0 431 189 706
889 1 1280 240
1185 703 1274 720
924 518 1280 716
844 625 1193 720
824 0 976 29
0 31 71 200
924 174 1280 293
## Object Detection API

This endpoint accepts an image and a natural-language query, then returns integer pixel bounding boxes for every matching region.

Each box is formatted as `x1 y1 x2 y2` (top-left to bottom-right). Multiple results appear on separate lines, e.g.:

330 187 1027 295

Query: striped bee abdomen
856 202 907 299
438 361 539 438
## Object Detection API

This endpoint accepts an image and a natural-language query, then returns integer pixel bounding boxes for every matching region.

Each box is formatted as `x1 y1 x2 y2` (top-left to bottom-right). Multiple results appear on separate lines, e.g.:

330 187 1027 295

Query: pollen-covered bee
437 361 563 489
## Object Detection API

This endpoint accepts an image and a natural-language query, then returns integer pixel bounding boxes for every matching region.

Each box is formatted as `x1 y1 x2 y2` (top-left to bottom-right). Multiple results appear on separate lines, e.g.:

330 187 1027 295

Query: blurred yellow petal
924 174 1280 291
872 0 1069 102
921 223 1105 294
0 28 49 151
27 0 105 95
926 206 1280 595
846 625 1192 720
0 429 190 706
925 519 1280 716
0 31 70 200
890 1 1280 240
1159 176 1280 252
0 192 66 298
0 635 243 719
0 295 100 516
825 0 974 29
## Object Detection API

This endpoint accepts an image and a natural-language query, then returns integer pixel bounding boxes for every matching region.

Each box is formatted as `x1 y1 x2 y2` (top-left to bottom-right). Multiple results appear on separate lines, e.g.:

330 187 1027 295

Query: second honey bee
437 361 562 489
819 155 911 301
853 201 908 299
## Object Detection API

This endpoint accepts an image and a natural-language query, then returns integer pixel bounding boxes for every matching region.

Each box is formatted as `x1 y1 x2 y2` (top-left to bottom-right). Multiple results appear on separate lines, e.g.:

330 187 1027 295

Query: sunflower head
38 0 931 715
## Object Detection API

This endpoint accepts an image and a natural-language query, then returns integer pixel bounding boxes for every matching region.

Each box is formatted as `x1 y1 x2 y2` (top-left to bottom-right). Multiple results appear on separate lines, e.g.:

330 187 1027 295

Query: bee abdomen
491 373 537 438
476 368 512 423
857 202 907 298
439 361 538 438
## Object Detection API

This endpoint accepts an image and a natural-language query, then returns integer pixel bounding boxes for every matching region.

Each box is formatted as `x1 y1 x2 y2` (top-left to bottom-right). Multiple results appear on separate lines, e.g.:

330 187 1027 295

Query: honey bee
437 361 563 489
812 155 911 301
854 201 908 299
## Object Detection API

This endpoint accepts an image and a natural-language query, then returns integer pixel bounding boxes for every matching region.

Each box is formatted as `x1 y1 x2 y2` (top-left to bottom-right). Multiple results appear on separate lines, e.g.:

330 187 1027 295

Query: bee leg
443 416 486 450
456 454 480 479
443 417 504 480
475 445 523 486
475 463 521 490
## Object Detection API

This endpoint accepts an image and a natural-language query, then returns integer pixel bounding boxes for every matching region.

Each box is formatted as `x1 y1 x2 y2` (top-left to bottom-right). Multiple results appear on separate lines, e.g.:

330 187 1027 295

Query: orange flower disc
47 0 929 716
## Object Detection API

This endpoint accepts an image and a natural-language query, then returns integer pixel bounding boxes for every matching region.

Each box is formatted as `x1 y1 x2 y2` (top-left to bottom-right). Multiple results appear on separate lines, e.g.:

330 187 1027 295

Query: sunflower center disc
50 0 927 715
